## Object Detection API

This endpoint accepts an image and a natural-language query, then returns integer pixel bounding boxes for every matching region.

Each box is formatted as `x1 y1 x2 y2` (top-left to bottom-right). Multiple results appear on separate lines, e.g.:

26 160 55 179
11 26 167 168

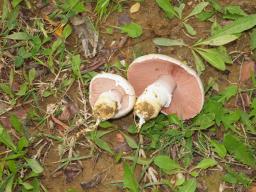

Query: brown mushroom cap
89 73 135 119
127 54 204 120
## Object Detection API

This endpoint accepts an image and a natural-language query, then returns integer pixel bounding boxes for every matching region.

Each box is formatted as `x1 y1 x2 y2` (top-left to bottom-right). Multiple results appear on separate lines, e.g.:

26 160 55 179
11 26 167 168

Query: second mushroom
127 54 204 126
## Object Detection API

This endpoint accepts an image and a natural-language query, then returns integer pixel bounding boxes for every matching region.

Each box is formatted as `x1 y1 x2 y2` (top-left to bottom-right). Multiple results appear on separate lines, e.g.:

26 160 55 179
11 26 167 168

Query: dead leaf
58 102 79 121
51 115 69 130
80 173 102 190
54 24 64 37
64 163 82 183
130 2 140 13
240 61 255 82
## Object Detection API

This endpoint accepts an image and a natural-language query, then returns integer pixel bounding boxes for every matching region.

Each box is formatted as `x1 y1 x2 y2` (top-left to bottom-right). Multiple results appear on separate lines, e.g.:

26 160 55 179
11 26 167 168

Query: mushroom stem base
93 90 122 120
134 75 176 122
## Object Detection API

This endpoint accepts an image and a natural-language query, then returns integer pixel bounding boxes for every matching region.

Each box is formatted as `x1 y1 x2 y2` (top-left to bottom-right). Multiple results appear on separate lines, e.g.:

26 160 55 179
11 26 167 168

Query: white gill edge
129 54 205 113
89 73 136 119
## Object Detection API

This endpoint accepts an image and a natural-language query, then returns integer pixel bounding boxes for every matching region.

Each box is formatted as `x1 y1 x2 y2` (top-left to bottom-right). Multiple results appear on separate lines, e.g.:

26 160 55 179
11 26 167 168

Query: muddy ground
1 0 256 191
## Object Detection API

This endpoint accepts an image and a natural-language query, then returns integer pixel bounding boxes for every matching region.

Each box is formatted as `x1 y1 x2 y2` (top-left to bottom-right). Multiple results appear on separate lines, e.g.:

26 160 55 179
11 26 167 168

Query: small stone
130 2 140 14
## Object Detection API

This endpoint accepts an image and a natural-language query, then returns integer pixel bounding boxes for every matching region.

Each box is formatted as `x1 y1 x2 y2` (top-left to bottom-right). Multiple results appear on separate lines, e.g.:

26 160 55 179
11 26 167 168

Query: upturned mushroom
89 73 136 121
127 54 204 125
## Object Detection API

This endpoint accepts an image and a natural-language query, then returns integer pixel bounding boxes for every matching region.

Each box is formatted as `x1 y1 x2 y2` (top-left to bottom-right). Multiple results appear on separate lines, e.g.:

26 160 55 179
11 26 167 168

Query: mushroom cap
89 73 135 119
127 54 204 120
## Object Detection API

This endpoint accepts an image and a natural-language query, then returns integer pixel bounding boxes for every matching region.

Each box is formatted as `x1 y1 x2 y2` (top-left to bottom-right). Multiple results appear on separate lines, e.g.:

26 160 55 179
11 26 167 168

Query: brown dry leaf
54 24 64 37
240 61 255 82
80 173 102 190
51 115 69 130
58 102 79 121
130 2 141 14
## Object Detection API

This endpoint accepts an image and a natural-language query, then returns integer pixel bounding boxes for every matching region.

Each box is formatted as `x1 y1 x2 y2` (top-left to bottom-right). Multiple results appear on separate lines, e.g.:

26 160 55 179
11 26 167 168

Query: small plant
153 14 256 74
156 0 209 35
0 118 44 191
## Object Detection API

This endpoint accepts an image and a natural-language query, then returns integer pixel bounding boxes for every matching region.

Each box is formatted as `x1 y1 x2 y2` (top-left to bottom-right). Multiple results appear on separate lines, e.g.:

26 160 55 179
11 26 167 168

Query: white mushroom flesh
134 75 176 125
93 89 122 120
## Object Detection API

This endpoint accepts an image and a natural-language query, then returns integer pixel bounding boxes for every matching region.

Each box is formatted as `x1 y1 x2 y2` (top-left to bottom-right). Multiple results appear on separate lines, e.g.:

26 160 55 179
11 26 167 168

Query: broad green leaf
222 110 241 129
20 181 33 190
25 158 44 174
0 83 14 98
123 163 139 192
120 22 143 38
12 0 23 7
217 46 232 64
5 174 15 192
50 38 62 54
0 124 17 151
8 160 17 173
210 140 227 158
154 155 180 172
250 29 256 50
211 20 222 36
155 0 177 19
195 158 217 169
94 138 113 154
5 32 31 40
122 133 138 149
28 68 36 85
174 3 185 19
213 14 256 37
71 54 81 79
192 113 215 130
185 2 209 19
167 114 183 127
224 170 252 187
223 5 247 20
178 178 197 192
196 48 225 70
217 85 238 103
223 134 255 167
10 115 23 134
184 23 196 35
99 121 113 128
196 11 214 21
62 24 72 39
153 38 186 47
192 50 205 74
17 137 29 151
198 34 240 46
208 0 222 12
16 83 28 96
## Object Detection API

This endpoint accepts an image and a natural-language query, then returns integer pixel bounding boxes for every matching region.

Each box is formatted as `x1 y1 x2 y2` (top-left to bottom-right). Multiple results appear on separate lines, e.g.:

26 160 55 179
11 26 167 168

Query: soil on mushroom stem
2 0 256 191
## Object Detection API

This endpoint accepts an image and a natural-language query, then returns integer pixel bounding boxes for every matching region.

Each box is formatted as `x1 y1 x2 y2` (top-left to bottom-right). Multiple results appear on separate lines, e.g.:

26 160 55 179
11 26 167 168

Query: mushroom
127 54 204 125
89 73 136 121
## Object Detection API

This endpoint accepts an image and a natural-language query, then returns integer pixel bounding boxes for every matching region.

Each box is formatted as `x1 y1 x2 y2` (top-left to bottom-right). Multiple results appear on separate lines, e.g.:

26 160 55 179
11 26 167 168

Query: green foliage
223 168 252 187
123 163 139 192
223 134 255 167
119 22 143 38
178 178 197 192
154 155 180 173
155 0 177 19
195 158 217 169
95 0 111 19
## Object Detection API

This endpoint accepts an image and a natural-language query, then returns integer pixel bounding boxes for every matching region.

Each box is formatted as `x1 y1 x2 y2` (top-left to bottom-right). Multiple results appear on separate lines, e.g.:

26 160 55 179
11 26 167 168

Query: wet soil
1 0 256 191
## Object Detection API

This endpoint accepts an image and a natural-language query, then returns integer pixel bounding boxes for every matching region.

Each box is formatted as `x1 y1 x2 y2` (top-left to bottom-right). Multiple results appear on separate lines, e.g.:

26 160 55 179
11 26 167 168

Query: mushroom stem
93 89 122 120
134 75 176 123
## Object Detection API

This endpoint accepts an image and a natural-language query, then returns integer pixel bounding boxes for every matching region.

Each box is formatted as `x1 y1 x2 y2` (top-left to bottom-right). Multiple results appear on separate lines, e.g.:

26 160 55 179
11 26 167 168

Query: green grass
0 0 256 191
